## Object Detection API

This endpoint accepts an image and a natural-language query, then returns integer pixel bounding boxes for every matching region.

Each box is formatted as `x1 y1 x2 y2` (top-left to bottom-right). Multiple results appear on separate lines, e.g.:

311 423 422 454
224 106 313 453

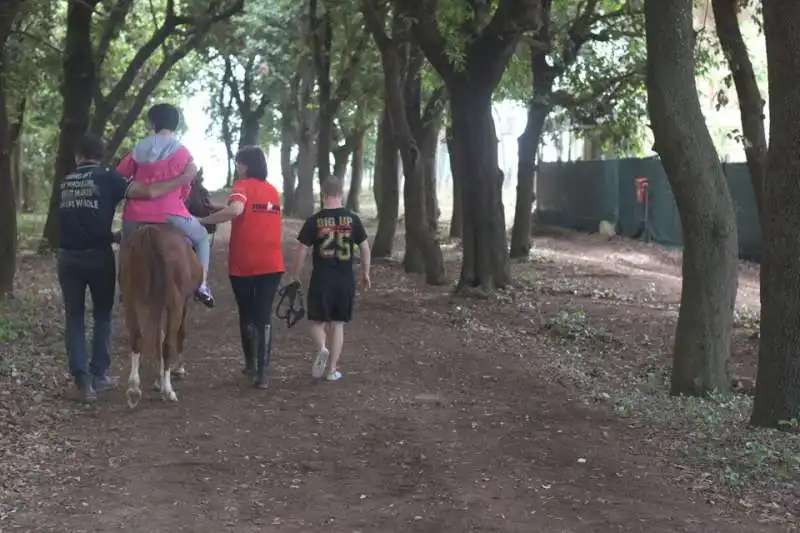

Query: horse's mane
185 168 217 234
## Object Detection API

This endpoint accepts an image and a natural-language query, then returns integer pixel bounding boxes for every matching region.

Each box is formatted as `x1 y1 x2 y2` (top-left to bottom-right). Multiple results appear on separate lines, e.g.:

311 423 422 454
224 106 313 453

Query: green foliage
5 0 211 211
494 0 651 155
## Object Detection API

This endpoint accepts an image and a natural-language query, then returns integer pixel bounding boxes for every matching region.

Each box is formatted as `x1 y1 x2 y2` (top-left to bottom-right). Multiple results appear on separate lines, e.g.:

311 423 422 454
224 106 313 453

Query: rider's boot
254 324 271 389
242 324 256 377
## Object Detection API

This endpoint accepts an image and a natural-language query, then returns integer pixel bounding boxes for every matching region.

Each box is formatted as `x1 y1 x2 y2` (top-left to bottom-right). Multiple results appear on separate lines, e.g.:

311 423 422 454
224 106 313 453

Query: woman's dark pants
229 273 283 386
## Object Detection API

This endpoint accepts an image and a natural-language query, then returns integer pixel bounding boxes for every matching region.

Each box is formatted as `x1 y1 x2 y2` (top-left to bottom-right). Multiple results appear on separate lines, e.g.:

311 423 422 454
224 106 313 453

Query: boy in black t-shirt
288 176 372 381
57 134 195 403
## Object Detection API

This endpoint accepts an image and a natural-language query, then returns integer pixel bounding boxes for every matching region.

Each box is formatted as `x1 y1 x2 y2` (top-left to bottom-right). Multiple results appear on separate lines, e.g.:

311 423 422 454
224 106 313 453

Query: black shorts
307 280 355 323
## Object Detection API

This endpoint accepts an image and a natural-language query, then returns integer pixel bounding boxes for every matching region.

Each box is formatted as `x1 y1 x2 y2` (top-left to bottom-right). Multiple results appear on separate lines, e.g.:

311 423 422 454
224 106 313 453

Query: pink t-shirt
117 135 193 223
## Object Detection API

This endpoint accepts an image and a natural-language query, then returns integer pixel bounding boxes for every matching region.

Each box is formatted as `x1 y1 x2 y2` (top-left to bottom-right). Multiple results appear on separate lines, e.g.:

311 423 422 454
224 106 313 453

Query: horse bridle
275 280 305 328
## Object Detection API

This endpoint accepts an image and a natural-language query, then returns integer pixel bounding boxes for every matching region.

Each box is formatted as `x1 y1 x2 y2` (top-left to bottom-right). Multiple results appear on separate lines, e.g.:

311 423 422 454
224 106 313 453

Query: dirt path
3 224 790 532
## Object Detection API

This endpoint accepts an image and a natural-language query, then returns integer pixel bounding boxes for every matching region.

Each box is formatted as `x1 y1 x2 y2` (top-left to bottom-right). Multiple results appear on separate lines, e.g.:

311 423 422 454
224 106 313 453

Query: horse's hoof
126 388 141 408
171 368 186 381
152 380 161 391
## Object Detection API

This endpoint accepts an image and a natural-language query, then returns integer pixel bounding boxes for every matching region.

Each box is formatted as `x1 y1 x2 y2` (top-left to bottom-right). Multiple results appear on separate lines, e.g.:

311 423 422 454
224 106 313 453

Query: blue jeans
121 216 210 276
57 248 116 389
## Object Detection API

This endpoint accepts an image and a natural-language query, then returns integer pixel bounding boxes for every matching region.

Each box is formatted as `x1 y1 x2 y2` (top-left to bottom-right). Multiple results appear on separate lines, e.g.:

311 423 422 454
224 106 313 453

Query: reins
275 280 305 328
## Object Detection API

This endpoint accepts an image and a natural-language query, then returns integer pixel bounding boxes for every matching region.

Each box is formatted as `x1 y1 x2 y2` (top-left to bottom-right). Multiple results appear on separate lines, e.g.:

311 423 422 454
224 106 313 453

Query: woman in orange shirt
199 146 284 388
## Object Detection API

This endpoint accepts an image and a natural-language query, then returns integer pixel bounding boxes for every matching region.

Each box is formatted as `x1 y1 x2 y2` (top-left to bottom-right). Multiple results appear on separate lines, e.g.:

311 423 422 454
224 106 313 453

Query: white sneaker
311 348 330 379
326 370 343 381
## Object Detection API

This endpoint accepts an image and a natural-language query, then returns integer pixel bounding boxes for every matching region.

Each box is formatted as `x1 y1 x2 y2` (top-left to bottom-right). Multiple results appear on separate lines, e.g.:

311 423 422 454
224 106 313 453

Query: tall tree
397 0 541 292
751 1 800 428
645 0 738 395
371 106 400 257
309 0 369 186
711 0 766 216
363 1 446 284
345 127 367 211
509 0 645 258
0 0 26 298
39 0 243 251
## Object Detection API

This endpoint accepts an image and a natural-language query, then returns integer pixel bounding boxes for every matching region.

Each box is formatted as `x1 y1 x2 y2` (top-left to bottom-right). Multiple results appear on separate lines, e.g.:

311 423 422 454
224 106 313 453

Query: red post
635 177 649 203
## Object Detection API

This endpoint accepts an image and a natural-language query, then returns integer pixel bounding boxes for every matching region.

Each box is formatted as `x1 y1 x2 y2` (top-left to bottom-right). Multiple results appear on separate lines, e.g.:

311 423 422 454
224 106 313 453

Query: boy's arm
289 244 310 281
290 220 315 281
359 239 371 280
126 161 197 199
354 217 370 287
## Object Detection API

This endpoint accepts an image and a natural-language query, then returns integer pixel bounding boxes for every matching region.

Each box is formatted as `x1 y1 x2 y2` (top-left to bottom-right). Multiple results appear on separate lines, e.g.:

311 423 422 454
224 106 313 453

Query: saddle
275 280 305 328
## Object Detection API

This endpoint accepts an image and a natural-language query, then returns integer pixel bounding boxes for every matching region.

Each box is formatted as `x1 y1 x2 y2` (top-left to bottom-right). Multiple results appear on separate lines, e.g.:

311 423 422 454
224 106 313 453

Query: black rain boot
254 324 271 389
241 324 256 377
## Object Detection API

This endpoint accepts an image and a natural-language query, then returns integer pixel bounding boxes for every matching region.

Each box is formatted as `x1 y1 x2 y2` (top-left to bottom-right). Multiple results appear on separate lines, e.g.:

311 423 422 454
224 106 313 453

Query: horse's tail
127 225 169 356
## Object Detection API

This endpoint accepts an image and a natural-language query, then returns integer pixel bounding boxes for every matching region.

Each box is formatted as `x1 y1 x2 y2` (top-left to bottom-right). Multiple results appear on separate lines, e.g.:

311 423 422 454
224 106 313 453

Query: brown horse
121 224 202 407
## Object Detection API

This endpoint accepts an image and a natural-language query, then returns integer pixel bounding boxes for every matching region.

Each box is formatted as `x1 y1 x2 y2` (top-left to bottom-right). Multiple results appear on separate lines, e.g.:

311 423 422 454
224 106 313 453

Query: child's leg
328 322 344 374
323 282 353 380
309 321 329 379
310 321 327 352
165 215 213 305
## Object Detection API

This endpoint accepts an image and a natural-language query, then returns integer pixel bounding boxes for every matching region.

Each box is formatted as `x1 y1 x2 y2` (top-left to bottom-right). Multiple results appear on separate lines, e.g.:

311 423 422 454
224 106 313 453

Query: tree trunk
365 17 445 284
295 136 317 218
311 1 333 184
449 87 510 291
0 59 16 297
11 140 23 210
372 114 385 209
646 0 738 396
280 97 297 214
446 128 463 239
0 0 25 296
372 106 399 258
509 28 556 258
219 89 235 187
332 143 351 181
510 102 549 258
238 111 261 149
294 61 317 219
712 0 766 217
346 129 365 211
750 2 800 427
40 0 100 252
9 98 24 211
421 121 441 235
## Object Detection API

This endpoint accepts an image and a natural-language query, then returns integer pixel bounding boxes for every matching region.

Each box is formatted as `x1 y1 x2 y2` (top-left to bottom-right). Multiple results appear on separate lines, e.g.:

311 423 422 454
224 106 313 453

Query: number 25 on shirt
320 230 351 261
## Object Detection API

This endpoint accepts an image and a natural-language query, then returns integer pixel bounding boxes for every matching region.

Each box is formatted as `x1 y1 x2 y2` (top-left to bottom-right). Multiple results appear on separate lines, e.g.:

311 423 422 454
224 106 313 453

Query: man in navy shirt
58 134 196 403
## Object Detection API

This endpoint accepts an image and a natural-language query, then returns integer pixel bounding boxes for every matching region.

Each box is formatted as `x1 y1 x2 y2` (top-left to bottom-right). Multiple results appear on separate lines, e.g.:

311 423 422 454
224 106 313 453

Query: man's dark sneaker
77 384 97 404
195 284 215 308
93 375 118 393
